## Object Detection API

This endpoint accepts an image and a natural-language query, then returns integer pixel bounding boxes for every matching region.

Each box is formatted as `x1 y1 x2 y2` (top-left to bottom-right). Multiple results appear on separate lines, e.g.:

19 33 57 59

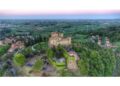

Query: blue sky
0 14 120 19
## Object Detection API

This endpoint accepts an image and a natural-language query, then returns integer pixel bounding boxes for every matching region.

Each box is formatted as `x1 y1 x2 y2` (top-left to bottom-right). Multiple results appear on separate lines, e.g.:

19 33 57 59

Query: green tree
78 60 89 76
0 44 10 56
0 70 4 76
74 41 116 76
46 48 54 59
88 50 104 76
13 53 26 66
60 69 73 76
99 49 116 76
22 47 33 56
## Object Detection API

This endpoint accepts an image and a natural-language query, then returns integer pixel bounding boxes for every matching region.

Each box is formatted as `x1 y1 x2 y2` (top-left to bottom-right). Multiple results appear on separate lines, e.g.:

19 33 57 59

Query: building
49 32 71 47
67 59 78 72
8 41 25 53
0 40 3 46
67 50 79 71
68 51 80 61
97 36 102 46
96 36 116 48
105 37 111 47
3 37 13 44
2 37 16 44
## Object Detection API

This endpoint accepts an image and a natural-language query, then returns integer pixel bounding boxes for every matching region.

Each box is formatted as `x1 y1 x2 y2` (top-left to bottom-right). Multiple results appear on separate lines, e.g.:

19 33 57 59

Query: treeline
24 35 48 47
75 25 120 42
73 42 116 76
0 44 10 56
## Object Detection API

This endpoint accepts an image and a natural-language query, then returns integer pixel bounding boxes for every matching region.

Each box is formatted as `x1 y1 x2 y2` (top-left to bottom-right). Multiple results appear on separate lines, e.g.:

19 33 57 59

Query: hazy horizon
0 0 120 19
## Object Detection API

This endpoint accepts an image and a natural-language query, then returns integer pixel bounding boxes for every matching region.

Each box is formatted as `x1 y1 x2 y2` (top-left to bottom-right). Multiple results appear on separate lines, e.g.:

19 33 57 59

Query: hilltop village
0 31 117 76
0 20 120 76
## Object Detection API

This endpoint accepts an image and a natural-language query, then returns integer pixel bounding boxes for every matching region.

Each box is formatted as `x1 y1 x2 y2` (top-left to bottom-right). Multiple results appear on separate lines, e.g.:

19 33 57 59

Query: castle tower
51 32 59 38
97 36 102 46
106 37 111 47
0 40 3 45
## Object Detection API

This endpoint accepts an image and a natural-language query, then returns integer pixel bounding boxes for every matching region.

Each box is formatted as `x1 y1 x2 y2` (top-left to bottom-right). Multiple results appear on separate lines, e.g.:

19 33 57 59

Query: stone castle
49 32 71 47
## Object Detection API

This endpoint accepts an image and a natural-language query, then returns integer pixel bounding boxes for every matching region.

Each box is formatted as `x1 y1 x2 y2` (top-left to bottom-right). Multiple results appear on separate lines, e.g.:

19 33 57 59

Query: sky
0 0 120 19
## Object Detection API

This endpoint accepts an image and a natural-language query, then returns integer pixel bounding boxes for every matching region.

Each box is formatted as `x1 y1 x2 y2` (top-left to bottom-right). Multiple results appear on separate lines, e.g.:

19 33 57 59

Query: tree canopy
13 53 26 67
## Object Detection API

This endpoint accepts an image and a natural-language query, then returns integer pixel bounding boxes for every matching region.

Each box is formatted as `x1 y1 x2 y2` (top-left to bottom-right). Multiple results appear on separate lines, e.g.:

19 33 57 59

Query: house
8 41 25 53
49 32 71 47
2 37 17 45
3 37 13 44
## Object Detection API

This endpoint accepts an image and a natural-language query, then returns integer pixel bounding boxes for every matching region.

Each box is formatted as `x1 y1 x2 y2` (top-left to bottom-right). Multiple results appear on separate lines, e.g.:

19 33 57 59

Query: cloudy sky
0 0 120 19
